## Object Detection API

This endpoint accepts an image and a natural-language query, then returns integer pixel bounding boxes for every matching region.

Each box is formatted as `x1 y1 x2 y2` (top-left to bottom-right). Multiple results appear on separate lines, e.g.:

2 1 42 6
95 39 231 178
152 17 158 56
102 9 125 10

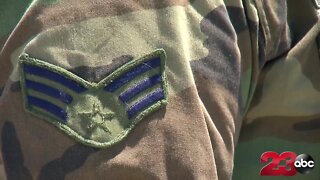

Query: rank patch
19 49 168 148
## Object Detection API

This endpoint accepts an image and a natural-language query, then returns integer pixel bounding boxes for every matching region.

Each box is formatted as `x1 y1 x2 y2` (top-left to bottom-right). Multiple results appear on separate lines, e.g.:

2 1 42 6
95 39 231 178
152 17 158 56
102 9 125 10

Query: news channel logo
260 151 314 176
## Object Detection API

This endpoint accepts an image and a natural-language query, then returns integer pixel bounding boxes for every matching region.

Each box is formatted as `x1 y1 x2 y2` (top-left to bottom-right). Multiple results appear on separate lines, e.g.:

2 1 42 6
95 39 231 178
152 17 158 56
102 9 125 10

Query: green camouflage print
0 0 319 179
232 0 320 179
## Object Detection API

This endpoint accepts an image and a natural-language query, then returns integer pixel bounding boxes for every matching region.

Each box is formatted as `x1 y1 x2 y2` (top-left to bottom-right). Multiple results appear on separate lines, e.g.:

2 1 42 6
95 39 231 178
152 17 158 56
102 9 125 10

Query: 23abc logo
260 151 315 176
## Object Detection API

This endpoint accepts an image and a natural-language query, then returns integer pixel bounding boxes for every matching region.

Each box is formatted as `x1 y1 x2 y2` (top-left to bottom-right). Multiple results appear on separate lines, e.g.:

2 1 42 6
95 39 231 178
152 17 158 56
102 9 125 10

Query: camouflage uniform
0 0 319 179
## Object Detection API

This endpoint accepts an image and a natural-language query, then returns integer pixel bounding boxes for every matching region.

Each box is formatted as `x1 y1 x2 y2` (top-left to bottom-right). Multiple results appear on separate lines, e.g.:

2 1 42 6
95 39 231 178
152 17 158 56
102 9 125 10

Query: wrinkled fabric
0 0 319 179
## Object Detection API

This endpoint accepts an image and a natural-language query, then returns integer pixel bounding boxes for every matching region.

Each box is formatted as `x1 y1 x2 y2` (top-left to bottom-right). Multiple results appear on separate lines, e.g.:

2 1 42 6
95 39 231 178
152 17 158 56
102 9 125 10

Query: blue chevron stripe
27 96 67 122
105 57 161 92
23 64 87 93
126 88 165 119
119 74 162 103
25 80 73 104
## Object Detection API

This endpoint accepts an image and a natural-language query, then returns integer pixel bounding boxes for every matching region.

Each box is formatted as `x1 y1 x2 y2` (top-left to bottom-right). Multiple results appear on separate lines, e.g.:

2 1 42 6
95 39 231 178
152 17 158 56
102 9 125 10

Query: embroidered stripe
24 64 87 93
27 96 67 122
119 74 162 103
25 80 73 104
105 57 161 92
126 88 165 119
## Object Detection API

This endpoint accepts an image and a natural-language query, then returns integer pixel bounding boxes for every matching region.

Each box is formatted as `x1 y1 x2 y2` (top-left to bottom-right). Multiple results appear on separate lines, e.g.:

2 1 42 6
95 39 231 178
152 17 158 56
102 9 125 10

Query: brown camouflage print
0 0 320 179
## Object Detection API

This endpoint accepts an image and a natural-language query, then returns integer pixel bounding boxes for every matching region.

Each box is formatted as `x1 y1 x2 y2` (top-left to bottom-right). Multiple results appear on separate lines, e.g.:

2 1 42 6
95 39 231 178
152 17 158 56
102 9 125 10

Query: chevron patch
19 49 168 148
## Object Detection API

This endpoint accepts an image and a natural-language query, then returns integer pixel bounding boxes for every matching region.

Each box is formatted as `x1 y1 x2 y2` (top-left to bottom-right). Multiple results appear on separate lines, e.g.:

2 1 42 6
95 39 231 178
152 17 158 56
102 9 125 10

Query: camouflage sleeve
234 1 320 179
0 1 240 179
0 0 319 179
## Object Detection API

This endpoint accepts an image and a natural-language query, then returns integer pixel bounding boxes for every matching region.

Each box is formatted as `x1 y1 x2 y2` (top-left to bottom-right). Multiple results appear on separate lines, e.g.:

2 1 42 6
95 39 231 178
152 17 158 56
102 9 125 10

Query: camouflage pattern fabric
0 0 319 179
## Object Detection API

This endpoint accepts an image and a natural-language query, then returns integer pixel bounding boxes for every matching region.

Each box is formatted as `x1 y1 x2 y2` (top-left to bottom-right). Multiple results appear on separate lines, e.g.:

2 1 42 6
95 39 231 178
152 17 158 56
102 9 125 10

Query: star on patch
80 103 114 133
19 49 168 148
